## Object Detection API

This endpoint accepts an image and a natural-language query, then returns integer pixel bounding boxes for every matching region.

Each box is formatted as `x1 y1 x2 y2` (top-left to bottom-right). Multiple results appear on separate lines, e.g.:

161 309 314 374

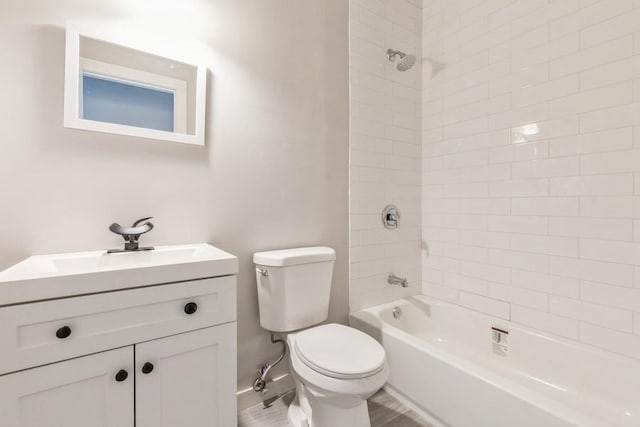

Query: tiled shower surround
421 0 640 360
350 0 423 310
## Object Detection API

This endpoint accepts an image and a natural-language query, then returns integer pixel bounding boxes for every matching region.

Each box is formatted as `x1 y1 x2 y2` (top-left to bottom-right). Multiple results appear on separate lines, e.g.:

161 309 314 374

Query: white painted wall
0 0 349 397
422 0 640 360
350 0 423 311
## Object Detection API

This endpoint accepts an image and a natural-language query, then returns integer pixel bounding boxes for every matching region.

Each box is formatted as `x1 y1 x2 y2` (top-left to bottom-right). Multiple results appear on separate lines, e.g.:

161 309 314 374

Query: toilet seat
293 323 386 380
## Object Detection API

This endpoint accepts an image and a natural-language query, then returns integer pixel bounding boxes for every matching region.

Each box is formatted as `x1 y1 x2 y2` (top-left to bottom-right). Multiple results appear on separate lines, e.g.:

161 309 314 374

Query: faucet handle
109 218 154 238
132 217 153 227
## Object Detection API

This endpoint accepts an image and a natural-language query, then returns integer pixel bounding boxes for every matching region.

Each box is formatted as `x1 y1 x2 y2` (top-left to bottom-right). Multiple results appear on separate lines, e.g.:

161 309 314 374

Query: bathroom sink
0 244 238 306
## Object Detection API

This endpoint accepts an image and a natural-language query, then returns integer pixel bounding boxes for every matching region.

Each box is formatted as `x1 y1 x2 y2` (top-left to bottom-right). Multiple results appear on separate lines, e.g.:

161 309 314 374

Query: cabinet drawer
0 276 235 375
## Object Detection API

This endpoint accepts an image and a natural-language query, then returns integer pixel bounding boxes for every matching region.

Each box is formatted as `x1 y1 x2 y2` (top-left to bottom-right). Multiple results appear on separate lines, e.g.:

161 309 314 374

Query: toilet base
287 390 372 427
288 396 310 427
305 389 371 427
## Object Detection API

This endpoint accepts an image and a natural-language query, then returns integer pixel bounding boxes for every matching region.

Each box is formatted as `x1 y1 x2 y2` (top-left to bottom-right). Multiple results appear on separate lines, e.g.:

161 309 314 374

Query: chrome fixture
392 306 402 319
257 268 269 277
491 327 509 357
387 48 416 71
388 273 408 288
382 204 400 229
253 333 287 393
107 217 154 253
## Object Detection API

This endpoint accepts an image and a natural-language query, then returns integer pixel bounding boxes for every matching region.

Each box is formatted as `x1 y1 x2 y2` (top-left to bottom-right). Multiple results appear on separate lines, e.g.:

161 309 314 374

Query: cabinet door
0 346 134 427
136 324 237 427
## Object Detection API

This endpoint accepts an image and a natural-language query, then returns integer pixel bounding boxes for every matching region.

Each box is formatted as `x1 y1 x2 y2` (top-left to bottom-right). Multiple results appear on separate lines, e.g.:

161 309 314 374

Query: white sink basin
0 244 238 306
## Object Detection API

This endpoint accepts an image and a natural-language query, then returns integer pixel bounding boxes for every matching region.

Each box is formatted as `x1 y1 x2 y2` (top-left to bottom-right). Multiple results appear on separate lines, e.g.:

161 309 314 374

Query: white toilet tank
254 247 336 332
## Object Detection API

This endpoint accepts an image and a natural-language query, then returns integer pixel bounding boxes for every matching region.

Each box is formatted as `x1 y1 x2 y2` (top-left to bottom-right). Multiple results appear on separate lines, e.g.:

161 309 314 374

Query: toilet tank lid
253 247 336 267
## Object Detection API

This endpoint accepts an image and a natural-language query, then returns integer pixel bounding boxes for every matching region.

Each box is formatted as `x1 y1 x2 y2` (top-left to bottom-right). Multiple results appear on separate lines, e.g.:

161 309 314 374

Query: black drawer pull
56 326 72 339
184 302 198 315
115 369 128 382
142 362 154 374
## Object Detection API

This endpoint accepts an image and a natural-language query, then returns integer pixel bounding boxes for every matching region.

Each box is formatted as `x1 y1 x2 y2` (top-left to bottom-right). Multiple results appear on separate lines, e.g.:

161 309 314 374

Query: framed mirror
64 24 207 146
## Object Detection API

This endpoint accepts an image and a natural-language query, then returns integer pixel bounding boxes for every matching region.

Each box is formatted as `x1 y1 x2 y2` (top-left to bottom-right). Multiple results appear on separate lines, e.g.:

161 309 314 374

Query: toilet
254 247 389 427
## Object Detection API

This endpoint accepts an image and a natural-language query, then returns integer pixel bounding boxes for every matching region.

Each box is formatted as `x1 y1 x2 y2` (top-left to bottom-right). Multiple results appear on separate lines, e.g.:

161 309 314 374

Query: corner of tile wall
350 0 423 312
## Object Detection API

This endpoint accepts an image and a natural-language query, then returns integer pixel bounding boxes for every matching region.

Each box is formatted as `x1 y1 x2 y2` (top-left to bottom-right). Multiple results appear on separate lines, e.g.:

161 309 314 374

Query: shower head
387 49 416 72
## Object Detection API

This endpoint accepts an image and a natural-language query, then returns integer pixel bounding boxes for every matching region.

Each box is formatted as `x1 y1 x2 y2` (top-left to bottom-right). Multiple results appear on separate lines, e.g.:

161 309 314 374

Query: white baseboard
383 384 447 427
237 373 295 411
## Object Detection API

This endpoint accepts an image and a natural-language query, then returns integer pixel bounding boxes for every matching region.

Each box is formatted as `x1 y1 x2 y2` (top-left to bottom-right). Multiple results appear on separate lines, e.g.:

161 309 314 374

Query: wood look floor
238 389 432 427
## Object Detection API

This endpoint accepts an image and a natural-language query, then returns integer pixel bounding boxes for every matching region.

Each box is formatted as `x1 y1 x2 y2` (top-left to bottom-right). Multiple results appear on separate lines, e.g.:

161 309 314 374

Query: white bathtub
350 295 640 427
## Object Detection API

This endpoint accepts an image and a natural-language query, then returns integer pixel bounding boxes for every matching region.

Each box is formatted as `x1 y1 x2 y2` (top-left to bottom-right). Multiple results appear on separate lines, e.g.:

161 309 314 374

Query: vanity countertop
0 243 238 306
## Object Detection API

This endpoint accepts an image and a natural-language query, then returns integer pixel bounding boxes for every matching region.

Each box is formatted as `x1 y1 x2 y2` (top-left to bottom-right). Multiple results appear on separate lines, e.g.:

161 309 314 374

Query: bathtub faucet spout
388 273 408 288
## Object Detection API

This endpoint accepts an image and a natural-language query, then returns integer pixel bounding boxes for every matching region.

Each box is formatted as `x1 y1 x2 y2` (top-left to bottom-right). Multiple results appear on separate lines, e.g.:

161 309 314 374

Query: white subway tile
489 102 549 130
488 215 548 235
550 256 635 288
550 36 634 79
579 239 640 265
443 243 489 263
459 198 511 215
549 127 634 157
443 272 488 295
489 0 548 30
490 26 550 63
511 157 579 179
580 322 640 359
580 196 640 218
511 33 579 71
511 116 579 144
580 150 640 175
422 281 460 303
549 217 633 241
511 269 579 298
489 248 549 273
550 296 633 332
511 234 578 257
580 57 640 91
511 75 580 108
489 179 549 197
580 9 640 49
512 305 579 339
549 0 634 41
460 260 511 284
550 174 634 196
549 82 634 118
511 197 579 217
459 230 511 249
510 0 579 37
489 282 549 311
459 292 510 319
459 164 511 183
490 140 549 164
580 103 640 134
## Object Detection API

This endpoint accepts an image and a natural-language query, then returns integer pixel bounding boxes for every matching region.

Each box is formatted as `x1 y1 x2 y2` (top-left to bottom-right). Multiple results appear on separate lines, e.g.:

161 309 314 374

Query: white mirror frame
64 24 207 146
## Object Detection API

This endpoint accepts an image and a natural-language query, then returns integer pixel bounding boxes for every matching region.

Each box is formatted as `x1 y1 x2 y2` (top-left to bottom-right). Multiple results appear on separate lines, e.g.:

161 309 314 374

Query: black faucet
107 217 155 253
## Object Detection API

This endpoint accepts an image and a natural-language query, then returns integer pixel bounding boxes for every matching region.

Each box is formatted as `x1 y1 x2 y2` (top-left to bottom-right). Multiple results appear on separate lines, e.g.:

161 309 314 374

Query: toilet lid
294 324 386 380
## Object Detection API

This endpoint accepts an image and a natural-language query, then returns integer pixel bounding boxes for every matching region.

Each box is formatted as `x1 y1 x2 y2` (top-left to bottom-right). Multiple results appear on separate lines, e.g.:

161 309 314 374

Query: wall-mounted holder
382 204 400 229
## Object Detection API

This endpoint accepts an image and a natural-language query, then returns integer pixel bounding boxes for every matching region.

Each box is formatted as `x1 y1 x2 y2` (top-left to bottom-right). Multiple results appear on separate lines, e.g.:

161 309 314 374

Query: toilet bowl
286 324 389 427
253 247 388 427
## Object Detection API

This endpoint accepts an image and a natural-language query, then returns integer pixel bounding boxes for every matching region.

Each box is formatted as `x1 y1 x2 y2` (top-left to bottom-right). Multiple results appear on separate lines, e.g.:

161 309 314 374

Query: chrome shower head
387 48 416 72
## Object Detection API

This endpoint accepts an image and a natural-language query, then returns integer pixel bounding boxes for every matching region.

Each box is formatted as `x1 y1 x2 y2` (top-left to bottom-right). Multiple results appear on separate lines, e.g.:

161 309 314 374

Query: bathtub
350 296 640 427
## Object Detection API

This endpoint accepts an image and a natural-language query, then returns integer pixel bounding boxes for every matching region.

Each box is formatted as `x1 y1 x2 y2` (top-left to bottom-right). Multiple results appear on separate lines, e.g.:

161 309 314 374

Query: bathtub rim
350 295 639 427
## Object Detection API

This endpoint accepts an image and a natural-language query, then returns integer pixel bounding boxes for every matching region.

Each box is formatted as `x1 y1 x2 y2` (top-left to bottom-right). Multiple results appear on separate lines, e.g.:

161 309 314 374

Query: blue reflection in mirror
82 74 175 132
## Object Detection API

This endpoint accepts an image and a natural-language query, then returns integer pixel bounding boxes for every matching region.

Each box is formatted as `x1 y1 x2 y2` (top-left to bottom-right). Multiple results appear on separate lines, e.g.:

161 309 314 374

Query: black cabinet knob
56 326 72 339
184 302 198 315
115 369 128 382
141 362 154 374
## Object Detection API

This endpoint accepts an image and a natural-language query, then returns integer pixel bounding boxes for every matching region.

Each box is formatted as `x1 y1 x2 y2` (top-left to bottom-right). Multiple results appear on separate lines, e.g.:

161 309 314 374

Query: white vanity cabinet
0 346 135 427
0 244 238 427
